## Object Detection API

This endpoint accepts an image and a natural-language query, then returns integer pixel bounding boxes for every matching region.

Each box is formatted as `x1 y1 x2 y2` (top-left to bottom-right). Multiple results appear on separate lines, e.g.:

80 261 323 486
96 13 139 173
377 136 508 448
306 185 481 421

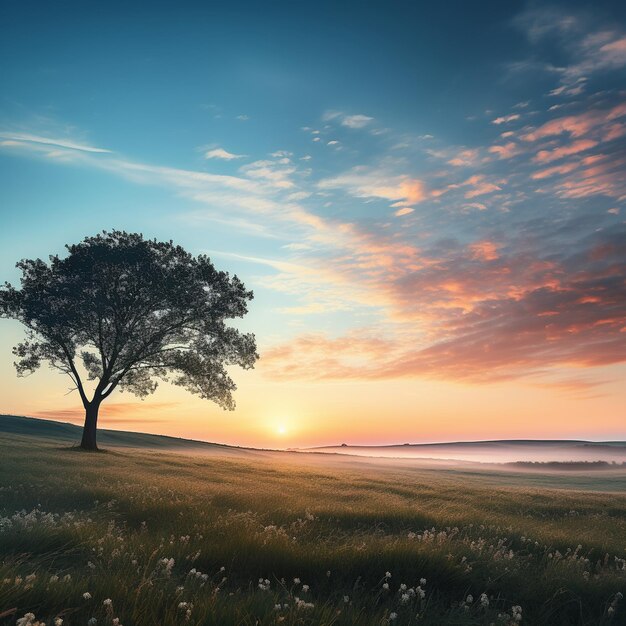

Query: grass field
1 431 625 625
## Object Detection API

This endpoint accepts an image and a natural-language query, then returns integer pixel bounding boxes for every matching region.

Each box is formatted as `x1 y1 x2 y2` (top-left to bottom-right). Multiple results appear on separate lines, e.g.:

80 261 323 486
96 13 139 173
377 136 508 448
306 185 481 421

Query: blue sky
1 0 625 445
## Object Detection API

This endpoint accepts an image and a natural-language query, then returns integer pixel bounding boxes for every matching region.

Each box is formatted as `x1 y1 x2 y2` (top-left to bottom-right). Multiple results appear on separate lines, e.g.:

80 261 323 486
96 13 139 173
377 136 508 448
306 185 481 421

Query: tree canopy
0 230 258 449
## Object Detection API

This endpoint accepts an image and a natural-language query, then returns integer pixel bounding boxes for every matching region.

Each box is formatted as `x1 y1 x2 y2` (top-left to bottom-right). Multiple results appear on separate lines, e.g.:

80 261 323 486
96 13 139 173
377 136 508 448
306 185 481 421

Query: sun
277 424 287 436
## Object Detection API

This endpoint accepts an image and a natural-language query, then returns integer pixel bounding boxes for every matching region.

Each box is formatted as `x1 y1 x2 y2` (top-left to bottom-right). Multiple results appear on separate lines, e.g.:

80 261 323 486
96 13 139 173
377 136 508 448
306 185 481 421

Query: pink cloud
448 148 480 167
262 228 626 384
461 175 502 199
492 114 521 125
488 142 519 159
533 138 598 163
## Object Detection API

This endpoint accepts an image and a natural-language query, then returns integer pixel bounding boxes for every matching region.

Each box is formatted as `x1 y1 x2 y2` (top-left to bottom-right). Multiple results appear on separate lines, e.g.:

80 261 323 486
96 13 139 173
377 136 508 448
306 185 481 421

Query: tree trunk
80 402 100 450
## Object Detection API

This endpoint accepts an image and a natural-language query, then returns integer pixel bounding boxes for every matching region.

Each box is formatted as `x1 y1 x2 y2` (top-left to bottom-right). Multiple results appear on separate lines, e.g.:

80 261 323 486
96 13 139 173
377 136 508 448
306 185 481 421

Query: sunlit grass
1 434 625 625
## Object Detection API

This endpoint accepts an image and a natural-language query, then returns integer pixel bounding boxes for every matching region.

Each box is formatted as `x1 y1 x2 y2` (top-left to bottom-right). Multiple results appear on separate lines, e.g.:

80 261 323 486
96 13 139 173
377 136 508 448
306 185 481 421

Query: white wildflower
82 592 92 600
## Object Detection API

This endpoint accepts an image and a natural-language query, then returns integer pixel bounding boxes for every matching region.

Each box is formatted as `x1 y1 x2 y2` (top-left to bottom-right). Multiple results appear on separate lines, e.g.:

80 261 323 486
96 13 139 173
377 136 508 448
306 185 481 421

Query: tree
0 231 258 450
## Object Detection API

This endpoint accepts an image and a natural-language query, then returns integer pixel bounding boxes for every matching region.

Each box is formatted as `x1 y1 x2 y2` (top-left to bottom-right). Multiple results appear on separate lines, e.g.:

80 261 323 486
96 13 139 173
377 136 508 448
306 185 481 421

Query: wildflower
112 620 120 626
344 595 350 603
466 594 474 603
420 578 427 586
103 599 112 607
293 577 301 584
480 593 489 608
385 571 392 579
274 604 282 611
87 620 97 626
16 614 36 626
295 598 314 610
389 613 398 621
82 592 92 600
400 583 407 591
382 582 389 590
50 575 59 583
302 584 309 592
401 592 410 604
54 620 63 626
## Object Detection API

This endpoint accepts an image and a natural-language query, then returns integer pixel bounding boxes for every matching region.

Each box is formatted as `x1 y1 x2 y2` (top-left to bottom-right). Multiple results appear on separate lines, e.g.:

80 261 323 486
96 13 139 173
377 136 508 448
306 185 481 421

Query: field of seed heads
1 435 625 625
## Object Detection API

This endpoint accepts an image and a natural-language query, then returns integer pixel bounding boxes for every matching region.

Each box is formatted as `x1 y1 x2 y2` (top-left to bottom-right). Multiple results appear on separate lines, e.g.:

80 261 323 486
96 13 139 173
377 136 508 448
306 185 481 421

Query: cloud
323 111 374 129
461 175 502 199
204 147 245 160
342 114 374 128
0 132 111 153
394 207 414 217
515 7 626 95
533 138 598 163
319 167 427 205
262 226 626 384
492 114 520 125
447 148 480 167
488 142 520 159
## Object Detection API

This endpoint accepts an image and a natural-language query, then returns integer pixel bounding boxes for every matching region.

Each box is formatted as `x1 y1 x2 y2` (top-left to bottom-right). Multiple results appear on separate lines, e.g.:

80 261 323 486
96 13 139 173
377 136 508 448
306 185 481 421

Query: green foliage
1 435 625 625
0 231 258 414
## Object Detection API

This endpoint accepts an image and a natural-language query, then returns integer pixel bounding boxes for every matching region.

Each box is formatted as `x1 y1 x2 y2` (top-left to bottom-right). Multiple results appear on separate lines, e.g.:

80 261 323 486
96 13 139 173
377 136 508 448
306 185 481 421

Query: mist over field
307 441 626 464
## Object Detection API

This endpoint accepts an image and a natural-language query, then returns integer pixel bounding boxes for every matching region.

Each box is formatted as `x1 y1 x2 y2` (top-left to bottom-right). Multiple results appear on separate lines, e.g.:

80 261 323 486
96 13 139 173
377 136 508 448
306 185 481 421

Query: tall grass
1 434 625 625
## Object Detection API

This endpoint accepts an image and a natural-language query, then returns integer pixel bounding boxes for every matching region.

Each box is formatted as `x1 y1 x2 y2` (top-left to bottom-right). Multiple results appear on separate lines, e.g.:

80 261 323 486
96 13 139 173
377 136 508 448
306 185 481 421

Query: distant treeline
507 461 626 470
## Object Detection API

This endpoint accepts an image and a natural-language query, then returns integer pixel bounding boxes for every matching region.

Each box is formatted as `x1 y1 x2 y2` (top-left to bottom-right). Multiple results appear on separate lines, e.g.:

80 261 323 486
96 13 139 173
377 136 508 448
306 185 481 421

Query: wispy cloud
323 110 374 129
204 147 245 160
0 132 111 153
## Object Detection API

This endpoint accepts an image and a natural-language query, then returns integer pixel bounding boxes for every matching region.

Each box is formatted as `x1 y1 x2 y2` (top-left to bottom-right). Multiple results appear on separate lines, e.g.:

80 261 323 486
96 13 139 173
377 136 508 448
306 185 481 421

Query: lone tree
0 231 258 450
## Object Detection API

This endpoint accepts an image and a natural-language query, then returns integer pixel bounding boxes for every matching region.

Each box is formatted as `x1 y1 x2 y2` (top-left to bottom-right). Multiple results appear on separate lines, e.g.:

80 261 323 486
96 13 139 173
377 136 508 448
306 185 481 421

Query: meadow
1 432 625 625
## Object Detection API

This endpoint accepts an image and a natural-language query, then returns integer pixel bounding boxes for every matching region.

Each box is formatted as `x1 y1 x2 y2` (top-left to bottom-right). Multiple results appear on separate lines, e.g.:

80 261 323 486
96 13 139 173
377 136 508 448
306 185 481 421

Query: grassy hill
0 422 626 624
0 414 260 456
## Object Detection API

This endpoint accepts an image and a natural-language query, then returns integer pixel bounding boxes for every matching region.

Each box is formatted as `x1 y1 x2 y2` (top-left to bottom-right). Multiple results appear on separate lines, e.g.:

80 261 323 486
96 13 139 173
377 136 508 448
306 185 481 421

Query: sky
0 0 625 448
